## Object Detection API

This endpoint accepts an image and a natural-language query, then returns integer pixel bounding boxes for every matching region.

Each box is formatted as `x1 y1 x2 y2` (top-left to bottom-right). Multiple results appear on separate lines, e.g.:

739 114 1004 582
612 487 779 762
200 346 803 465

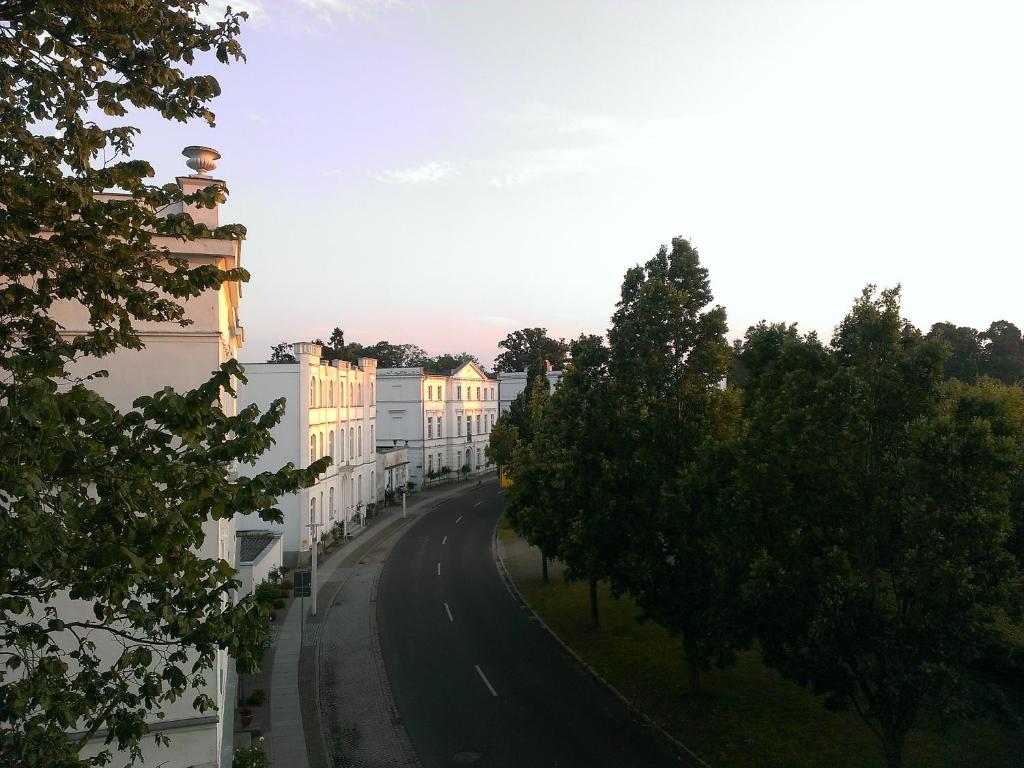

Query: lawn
499 526 1024 768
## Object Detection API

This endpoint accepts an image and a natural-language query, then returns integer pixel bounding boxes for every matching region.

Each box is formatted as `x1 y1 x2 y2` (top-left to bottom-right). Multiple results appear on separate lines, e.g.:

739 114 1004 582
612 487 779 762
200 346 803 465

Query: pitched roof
237 531 278 564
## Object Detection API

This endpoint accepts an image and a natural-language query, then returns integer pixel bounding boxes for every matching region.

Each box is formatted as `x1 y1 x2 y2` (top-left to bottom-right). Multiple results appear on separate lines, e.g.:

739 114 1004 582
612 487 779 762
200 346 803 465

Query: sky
126 0 1023 368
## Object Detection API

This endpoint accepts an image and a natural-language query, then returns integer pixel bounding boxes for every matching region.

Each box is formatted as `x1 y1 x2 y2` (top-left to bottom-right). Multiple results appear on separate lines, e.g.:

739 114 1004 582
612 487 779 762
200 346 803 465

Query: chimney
178 146 224 229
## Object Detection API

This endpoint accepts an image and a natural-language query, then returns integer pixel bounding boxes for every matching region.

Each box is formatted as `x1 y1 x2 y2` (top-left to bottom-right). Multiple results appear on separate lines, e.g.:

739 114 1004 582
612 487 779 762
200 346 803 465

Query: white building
497 367 564 413
376 445 410 501
236 342 378 565
46 147 242 768
376 361 499 488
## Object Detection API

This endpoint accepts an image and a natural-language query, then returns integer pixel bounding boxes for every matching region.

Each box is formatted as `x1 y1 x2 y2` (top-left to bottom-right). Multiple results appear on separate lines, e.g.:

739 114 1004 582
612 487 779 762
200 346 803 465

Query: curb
491 525 713 768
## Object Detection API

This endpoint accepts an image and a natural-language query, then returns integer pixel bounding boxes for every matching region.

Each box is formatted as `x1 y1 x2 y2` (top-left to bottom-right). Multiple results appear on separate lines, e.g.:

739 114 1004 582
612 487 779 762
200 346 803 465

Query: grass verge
499 526 1023 768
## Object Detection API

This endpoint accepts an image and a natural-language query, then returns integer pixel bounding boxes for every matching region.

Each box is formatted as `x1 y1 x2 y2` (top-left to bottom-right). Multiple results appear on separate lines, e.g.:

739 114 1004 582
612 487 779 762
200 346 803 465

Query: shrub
233 741 268 768
245 689 266 707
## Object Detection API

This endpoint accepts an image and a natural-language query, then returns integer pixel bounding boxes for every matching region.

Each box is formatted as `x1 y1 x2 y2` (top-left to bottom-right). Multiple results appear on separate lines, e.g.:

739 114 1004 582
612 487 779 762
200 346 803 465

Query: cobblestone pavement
318 552 421 768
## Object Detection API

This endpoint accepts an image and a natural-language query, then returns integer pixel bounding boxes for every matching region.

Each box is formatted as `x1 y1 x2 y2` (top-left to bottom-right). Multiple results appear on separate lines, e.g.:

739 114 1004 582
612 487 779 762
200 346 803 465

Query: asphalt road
377 480 686 768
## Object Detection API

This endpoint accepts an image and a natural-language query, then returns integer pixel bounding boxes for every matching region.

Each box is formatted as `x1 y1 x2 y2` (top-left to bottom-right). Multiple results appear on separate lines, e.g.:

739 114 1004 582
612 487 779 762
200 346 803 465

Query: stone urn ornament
182 145 220 176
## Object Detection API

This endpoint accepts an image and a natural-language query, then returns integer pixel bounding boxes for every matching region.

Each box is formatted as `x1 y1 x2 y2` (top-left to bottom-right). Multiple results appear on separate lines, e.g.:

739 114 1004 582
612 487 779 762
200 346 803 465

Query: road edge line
491 522 713 768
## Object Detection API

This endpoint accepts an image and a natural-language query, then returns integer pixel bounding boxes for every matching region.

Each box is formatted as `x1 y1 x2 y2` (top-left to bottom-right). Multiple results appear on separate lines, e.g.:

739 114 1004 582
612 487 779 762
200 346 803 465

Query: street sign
294 569 311 598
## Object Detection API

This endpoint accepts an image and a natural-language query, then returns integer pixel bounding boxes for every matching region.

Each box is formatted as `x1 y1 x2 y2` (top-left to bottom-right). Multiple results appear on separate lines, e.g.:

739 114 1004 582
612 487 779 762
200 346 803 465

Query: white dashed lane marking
475 665 498 697
444 603 454 622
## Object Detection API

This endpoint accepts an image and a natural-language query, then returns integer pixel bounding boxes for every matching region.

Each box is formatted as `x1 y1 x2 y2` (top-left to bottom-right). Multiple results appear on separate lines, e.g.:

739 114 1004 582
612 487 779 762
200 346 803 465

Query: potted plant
239 705 253 728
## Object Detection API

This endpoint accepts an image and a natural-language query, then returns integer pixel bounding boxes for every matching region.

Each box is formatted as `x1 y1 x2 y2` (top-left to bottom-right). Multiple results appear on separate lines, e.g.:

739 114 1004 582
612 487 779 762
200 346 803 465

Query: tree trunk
541 552 549 584
882 730 904 768
683 633 701 694
688 661 701 695
589 576 599 628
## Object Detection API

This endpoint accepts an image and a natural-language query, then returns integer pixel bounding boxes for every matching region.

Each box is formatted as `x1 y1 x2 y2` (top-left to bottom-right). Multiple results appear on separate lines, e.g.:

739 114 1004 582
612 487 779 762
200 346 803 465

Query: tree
0 2 323 765
268 342 297 364
484 417 520 467
506 377 565 584
925 322 983 382
493 327 569 374
737 287 1024 768
605 237 744 693
546 334 619 628
981 320 1024 385
421 352 480 374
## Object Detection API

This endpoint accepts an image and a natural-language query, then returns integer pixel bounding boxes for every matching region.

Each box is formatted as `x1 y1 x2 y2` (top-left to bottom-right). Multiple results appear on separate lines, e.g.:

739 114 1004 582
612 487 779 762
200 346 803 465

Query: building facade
236 342 378 565
376 361 499 488
376 445 410 501
497 367 564 413
47 148 242 768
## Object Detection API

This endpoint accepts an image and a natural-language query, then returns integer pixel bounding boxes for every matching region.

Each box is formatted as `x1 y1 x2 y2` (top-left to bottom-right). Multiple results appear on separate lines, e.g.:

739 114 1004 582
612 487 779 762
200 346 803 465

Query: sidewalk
268 479 489 767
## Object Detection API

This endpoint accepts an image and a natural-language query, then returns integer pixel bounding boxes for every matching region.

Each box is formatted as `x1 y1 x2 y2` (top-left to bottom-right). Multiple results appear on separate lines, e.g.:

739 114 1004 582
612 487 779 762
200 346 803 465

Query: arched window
329 487 335 520
370 424 374 447
349 428 354 456
319 433 324 462
329 430 335 458
357 382 362 405
350 383 354 405
310 376 316 406
358 425 363 456
329 381 334 407
310 435 316 465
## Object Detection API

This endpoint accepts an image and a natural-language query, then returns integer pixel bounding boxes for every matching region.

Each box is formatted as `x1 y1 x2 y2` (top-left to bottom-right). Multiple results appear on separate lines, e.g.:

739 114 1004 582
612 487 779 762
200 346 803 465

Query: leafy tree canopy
736 287 1023 768
0 2 322 765
925 320 1024 385
493 327 569 375
606 237 743 691
271 328 480 373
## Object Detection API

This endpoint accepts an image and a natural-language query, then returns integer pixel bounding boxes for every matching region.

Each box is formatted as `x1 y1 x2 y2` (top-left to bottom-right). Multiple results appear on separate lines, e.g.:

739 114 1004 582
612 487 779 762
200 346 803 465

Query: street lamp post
306 515 321 616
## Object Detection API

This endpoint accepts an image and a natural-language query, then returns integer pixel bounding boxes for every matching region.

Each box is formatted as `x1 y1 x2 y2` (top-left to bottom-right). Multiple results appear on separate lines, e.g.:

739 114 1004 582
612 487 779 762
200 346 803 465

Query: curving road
377 480 685 768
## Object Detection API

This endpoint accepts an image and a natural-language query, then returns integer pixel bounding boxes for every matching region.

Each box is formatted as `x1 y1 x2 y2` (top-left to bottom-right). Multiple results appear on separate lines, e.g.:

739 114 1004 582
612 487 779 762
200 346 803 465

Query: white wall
236 535 283 601
236 345 378 564
377 363 499 487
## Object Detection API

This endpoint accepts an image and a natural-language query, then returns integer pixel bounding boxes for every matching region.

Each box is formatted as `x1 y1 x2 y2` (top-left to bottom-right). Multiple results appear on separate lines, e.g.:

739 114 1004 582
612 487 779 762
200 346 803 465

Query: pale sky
127 0 1023 367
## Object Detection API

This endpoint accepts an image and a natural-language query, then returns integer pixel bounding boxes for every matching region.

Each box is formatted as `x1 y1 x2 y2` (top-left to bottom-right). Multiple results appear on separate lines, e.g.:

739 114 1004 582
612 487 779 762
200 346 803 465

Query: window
330 381 335 407
458 416 462 436
310 435 316 465
438 416 443 438
457 386 461 399
476 386 480 400
350 383 354 405
310 496 317 526
438 387 443 400
370 424 375 447
357 382 362 405
329 487 335 520
329 430 335 458
428 385 433 400
319 433 324 461
358 425 363 456
310 377 317 407
427 416 433 439
476 414 481 433
349 428 354 457
371 382 375 404
477 448 482 468
466 414 471 436
428 454 433 473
